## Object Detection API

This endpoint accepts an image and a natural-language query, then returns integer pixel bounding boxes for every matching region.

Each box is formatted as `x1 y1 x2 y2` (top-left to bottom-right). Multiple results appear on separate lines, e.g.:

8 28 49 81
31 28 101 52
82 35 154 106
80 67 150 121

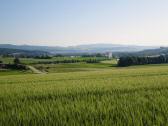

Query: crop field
1 65 168 125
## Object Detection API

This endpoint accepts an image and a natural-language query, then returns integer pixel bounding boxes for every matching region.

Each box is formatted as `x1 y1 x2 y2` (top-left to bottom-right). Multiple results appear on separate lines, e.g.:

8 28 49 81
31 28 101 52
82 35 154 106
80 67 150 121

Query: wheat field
1 65 168 125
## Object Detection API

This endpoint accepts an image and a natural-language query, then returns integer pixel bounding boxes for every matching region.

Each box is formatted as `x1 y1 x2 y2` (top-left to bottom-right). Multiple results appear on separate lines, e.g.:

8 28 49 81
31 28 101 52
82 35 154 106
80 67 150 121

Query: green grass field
32 62 114 73
0 69 32 76
0 56 108 65
1 64 168 125
0 56 116 74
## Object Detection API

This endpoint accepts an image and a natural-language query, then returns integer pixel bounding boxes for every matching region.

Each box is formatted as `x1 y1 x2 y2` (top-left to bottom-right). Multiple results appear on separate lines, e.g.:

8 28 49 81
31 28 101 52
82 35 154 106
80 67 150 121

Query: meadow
0 69 31 76
1 64 168 125
32 62 115 73
0 56 108 65
0 56 115 74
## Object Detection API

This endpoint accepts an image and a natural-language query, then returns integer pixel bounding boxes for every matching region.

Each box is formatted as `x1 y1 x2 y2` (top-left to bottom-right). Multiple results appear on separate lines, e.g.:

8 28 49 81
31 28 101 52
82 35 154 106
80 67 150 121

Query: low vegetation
1 64 168 125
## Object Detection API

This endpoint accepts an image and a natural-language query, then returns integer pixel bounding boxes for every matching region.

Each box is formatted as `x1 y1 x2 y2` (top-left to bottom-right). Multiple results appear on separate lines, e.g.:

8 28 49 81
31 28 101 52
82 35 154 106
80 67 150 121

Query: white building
105 52 113 59
108 52 113 59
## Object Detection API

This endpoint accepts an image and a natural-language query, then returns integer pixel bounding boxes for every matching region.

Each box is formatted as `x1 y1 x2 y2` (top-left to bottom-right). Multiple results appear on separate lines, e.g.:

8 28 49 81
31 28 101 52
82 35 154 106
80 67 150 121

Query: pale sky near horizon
1 0 168 46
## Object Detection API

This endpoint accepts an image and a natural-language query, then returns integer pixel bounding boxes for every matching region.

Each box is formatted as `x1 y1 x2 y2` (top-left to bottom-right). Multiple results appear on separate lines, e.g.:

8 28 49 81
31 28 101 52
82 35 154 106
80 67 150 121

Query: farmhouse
105 52 113 59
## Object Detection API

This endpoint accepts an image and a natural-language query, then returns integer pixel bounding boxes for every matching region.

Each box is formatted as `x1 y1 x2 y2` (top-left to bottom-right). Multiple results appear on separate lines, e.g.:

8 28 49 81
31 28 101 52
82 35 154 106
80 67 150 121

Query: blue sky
0 0 168 46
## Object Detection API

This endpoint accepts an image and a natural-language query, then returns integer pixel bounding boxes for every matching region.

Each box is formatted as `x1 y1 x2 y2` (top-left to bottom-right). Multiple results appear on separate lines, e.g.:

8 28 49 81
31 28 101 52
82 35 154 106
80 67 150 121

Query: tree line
37 58 103 64
118 55 168 67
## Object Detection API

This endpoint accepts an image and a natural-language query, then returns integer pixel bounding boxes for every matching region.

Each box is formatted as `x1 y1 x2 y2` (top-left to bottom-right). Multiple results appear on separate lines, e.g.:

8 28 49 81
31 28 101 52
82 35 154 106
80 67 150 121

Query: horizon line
0 42 164 47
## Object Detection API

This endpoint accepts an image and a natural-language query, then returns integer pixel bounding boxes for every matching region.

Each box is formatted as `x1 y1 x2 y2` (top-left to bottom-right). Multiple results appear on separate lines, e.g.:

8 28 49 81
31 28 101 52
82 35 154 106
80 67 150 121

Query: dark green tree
14 58 20 64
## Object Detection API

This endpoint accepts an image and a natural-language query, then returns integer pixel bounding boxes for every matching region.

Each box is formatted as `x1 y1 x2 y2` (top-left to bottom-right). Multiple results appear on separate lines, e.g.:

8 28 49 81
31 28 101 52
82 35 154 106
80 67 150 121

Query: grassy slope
1 65 168 125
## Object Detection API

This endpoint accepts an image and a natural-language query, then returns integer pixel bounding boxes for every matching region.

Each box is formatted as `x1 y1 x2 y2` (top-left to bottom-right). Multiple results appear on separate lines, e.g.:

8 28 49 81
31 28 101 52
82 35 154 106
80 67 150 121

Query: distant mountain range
139 47 168 56
0 44 158 55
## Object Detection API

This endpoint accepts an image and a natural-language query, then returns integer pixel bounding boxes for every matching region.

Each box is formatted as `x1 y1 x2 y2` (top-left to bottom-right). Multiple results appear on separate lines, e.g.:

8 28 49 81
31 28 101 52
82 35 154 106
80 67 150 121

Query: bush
7 64 27 70
0 64 27 70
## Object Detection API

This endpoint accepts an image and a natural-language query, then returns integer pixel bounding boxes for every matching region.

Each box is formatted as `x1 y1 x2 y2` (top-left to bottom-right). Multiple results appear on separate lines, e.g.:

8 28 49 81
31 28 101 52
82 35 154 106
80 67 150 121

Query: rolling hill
0 44 157 54
115 47 168 57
